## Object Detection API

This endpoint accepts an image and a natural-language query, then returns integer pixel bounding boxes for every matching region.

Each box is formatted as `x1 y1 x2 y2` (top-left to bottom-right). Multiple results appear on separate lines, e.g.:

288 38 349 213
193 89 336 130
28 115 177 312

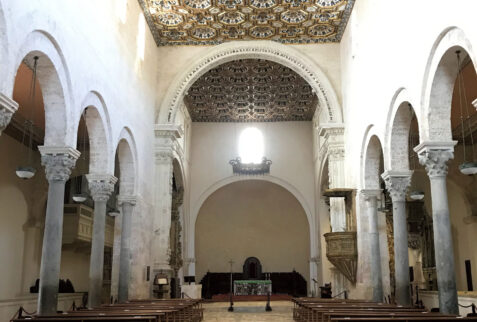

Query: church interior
1 0 477 321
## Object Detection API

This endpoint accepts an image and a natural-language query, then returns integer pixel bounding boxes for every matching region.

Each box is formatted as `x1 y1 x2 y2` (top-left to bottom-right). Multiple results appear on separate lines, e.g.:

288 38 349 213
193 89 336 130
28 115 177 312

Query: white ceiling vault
139 0 355 46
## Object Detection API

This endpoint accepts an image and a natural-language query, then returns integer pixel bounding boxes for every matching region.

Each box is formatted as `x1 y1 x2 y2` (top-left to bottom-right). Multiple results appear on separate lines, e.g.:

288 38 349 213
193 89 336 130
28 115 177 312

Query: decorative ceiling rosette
139 0 354 45
184 59 317 122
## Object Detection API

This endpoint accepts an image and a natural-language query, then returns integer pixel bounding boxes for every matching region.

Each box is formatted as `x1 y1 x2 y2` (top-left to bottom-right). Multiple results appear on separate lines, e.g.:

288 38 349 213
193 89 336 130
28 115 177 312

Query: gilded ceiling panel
184 59 318 122
138 0 354 46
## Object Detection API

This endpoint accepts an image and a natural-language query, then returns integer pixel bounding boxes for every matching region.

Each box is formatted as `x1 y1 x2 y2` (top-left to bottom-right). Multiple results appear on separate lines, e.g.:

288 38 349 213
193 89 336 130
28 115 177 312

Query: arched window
239 127 264 164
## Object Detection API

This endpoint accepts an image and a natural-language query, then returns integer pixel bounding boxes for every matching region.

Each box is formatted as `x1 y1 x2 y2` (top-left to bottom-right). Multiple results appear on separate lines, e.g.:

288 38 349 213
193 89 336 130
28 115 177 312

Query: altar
234 280 272 296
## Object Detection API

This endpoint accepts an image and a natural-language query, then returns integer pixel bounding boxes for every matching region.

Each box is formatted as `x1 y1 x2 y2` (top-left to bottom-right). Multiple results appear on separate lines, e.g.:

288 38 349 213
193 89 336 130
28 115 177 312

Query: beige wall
195 180 310 286
0 134 92 298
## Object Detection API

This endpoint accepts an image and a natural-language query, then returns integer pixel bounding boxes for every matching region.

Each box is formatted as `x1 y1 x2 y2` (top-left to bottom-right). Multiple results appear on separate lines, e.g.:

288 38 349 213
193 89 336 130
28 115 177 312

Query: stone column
37 146 79 315
320 125 347 232
414 141 458 314
362 189 383 302
153 124 183 280
382 171 412 306
0 93 18 135
86 174 117 308
117 195 136 303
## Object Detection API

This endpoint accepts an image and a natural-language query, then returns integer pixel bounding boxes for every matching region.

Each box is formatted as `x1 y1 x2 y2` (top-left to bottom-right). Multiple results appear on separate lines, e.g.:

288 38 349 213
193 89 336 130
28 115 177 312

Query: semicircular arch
157 41 342 125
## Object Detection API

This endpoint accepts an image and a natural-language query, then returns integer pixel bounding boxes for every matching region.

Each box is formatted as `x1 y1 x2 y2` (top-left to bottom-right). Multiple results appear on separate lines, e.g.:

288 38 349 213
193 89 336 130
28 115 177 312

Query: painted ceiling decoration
184 59 318 122
138 0 355 46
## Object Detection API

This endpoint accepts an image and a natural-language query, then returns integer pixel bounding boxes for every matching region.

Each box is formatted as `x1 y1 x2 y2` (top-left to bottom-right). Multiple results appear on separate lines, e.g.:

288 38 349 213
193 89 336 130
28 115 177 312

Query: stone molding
0 93 19 133
319 123 345 162
155 124 184 164
309 256 321 264
118 195 137 206
39 146 80 182
159 41 341 124
155 124 184 139
381 170 413 202
184 257 196 264
361 189 382 201
414 141 457 178
86 174 118 202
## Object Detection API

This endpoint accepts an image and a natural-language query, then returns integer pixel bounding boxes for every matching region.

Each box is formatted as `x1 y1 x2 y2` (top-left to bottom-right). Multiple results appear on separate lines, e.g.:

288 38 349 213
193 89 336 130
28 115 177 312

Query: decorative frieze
38 146 80 182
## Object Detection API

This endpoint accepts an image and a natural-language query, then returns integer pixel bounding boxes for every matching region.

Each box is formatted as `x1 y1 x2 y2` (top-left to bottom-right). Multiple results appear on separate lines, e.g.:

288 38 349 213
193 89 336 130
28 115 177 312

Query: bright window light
239 127 264 164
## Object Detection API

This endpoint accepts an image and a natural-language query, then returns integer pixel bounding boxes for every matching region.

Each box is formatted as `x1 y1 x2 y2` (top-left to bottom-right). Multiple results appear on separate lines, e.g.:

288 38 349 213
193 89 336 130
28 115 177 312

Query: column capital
39 146 80 182
118 195 137 206
0 93 18 133
86 174 117 201
381 170 413 202
361 189 382 200
414 141 457 178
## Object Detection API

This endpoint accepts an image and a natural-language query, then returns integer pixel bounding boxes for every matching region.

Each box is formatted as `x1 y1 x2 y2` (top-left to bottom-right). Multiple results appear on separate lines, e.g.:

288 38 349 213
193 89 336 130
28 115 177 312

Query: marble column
117 195 136 303
20 217 42 294
382 171 412 306
0 93 18 135
87 174 117 308
37 146 79 315
414 141 458 314
362 189 383 302
153 124 183 280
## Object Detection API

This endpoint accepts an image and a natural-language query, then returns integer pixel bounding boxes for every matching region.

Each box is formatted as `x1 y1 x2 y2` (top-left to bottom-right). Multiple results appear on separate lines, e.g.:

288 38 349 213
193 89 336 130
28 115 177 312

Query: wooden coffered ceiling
139 0 355 46
184 59 318 122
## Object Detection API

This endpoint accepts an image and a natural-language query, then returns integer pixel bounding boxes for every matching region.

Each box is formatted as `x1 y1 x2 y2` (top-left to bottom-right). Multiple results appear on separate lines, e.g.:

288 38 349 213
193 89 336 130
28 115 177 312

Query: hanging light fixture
72 109 88 202
408 103 425 200
455 50 477 175
16 56 39 179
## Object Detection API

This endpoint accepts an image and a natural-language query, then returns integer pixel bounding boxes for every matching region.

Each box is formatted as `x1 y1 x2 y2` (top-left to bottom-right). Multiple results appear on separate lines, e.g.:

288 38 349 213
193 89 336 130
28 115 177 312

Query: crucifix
228 259 234 312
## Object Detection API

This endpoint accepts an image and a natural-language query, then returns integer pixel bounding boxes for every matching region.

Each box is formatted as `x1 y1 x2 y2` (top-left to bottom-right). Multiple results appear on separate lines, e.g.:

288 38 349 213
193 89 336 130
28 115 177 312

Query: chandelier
16 56 39 179
455 50 477 175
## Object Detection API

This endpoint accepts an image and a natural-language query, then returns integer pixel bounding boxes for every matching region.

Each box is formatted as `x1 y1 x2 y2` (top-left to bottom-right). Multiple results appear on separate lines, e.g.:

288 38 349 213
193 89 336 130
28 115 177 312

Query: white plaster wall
189 121 315 251
195 180 310 286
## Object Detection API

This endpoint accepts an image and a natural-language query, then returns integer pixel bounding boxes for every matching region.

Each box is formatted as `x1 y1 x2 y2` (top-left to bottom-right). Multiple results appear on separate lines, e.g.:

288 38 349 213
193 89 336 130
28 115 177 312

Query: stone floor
202 301 294 321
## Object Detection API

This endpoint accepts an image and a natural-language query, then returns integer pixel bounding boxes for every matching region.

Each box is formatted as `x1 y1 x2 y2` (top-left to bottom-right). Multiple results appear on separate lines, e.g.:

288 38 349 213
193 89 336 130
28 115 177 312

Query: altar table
233 280 272 296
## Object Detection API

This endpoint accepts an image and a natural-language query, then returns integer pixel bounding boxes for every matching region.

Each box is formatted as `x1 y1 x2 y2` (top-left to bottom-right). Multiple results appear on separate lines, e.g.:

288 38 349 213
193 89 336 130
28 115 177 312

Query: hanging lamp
72 109 88 202
407 104 425 200
455 51 477 175
16 56 39 179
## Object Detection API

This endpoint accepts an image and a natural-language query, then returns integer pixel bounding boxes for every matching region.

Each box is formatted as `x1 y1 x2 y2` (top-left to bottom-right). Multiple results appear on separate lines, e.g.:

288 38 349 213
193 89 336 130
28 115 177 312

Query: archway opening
195 180 310 299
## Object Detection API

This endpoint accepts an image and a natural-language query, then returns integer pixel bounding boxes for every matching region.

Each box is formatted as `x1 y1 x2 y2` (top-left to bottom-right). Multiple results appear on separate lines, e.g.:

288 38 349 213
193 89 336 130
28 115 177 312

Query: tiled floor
202 301 294 321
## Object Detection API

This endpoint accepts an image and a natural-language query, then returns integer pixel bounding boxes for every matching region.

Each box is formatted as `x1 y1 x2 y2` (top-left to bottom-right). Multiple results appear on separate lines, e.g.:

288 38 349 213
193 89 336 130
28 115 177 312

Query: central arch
195 179 310 296
157 40 342 125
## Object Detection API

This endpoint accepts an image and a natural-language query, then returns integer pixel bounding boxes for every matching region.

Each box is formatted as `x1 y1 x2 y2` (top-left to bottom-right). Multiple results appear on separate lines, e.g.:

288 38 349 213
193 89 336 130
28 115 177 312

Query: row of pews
292 297 477 322
11 299 203 322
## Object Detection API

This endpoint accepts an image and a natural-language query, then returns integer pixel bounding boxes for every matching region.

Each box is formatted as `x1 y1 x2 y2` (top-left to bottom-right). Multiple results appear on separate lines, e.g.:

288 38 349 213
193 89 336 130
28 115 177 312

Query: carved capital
381 170 412 202
328 146 345 161
86 174 117 202
0 94 19 133
118 195 137 207
39 146 80 182
414 141 457 178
